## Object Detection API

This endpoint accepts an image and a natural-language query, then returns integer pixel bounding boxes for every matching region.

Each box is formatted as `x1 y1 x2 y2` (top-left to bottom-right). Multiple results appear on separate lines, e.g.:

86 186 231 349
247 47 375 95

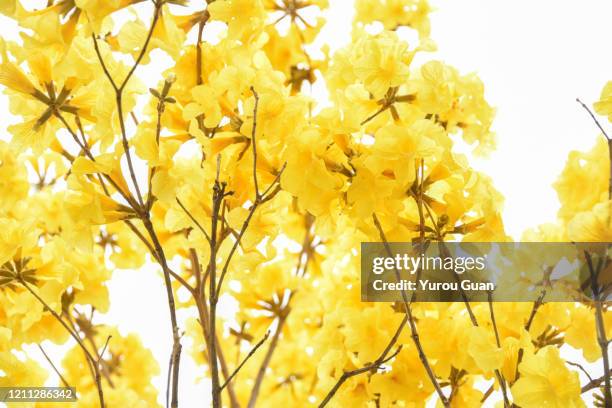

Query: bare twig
360 104 388 126
54 112 139 210
250 87 261 198
480 383 495 403
577 98 610 141
141 216 182 408
567 360 594 382
576 97 612 198
92 2 163 210
91 34 119 92
20 280 104 407
487 293 510 406
247 226 313 407
97 335 112 364
582 368 612 393
318 346 403 408
247 312 289 408
585 249 611 407
513 288 546 384
221 331 270 391
208 161 226 408
370 214 449 407
176 198 212 244
214 91 286 295
117 4 162 93
37 343 71 388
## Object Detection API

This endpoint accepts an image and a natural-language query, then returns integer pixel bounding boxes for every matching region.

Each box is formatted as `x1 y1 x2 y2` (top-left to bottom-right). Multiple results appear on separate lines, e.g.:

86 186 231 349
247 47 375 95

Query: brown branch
91 6 185 405
585 250 611 407
91 34 119 92
567 360 594 382
20 280 104 407
576 98 612 199
141 216 182 408
360 105 389 126
214 95 287 295
117 3 162 93
246 226 311 407
208 158 226 408
249 87 261 198
513 288 546 384
194 283 240 408
416 159 426 243
480 383 494 403
176 198 212 244
37 343 71 388
54 112 139 210
98 335 112 363
487 293 510 406
92 2 163 210
221 331 270 390
318 346 403 408
577 98 610 141
247 311 289 408
214 163 286 295
369 214 449 407
116 94 145 208
582 368 612 393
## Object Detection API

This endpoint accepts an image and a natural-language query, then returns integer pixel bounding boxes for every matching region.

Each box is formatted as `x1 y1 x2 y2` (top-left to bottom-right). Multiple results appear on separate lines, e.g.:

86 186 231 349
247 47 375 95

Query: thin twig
513 288 546 384
487 293 510 406
97 335 112 364
585 249 611 407
577 98 610 141
567 360 594 382
318 346 403 408
221 331 270 390
37 343 71 388
370 214 449 407
247 230 311 407
208 161 226 408
20 280 104 407
249 87 261 198
141 216 182 408
91 34 118 92
176 197 212 244
582 368 612 393
577 97 612 198
247 312 289 408
54 112 139 210
117 4 162 93
480 383 494 403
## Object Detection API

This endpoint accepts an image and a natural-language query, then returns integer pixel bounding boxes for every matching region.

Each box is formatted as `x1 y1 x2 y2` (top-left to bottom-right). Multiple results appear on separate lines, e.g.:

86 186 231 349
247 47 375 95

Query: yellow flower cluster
0 0 608 407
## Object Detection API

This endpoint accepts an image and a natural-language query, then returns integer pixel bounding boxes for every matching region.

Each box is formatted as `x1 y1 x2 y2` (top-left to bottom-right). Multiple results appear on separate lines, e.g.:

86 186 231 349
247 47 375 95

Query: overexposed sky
2 1 612 407
428 0 612 238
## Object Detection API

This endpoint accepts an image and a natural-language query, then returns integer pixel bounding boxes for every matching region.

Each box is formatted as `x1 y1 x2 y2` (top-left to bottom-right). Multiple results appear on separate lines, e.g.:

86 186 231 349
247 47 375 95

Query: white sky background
2 0 612 407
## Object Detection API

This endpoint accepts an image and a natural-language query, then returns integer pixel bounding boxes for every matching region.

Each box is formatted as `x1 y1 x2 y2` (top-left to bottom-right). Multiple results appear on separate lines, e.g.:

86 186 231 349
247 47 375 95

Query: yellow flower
208 0 267 42
567 200 612 242
0 351 48 387
565 304 612 362
511 346 585 408
0 61 41 97
0 0 15 16
594 80 612 122
75 0 142 32
554 138 609 222
354 0 432 40
353 31 412 99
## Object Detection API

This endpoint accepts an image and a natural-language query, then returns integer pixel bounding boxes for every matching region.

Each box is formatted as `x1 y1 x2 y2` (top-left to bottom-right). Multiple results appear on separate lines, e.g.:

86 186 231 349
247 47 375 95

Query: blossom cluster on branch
0 0 609 407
